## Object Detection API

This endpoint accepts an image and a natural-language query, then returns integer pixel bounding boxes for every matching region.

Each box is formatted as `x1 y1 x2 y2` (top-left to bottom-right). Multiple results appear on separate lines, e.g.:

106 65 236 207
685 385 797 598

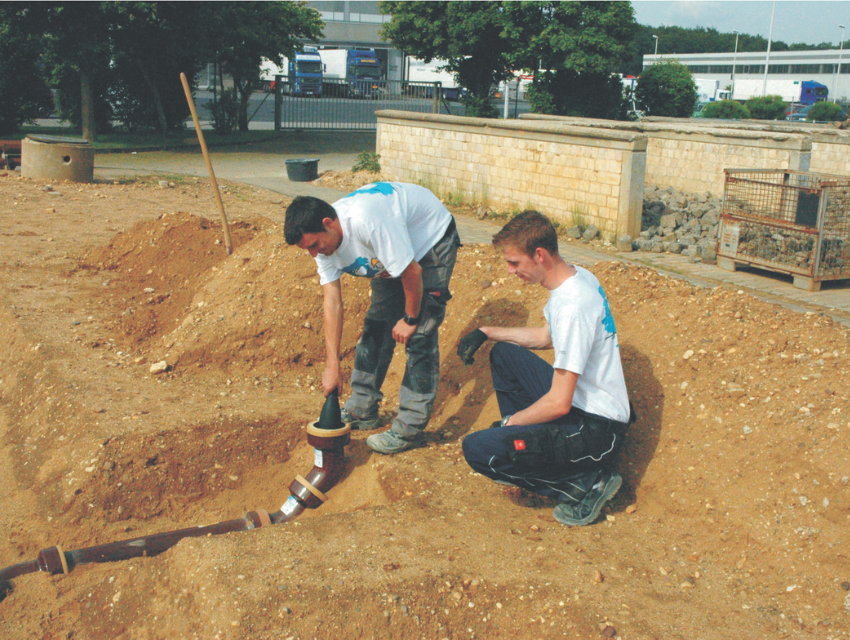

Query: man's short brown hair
492 210 559 257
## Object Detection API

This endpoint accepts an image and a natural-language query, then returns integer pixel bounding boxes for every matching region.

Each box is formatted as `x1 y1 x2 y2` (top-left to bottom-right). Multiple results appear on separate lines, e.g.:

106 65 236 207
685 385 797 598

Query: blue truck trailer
319 49 383 98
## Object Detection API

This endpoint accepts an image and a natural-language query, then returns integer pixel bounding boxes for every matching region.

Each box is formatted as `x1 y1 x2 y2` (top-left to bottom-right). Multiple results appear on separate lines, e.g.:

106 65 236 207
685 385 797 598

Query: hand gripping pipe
0 391 350 596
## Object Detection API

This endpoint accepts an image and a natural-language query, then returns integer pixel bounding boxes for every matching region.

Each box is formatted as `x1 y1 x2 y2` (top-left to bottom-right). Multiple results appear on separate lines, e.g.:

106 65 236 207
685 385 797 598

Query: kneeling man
457 211 634 526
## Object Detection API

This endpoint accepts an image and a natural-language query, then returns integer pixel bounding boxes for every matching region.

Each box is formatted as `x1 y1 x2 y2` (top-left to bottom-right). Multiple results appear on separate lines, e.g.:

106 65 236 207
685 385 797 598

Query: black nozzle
316 389 342 430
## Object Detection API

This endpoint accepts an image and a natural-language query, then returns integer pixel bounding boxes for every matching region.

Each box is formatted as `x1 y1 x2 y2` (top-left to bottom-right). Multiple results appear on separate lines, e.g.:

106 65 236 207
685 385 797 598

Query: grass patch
445 189 465 207
568 207 588 229
415 173 439 195
352 150 381 173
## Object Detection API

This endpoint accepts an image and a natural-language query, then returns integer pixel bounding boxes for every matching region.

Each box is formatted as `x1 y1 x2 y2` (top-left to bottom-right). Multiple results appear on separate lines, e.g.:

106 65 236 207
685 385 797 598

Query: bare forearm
481 325 552 349
323 284 343 365
506 369 578 426
510 391 570 426
399 260 423 318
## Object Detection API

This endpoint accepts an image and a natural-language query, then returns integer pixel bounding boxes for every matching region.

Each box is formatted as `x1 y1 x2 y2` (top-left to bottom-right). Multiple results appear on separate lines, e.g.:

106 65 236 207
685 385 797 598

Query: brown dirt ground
1 169 849 640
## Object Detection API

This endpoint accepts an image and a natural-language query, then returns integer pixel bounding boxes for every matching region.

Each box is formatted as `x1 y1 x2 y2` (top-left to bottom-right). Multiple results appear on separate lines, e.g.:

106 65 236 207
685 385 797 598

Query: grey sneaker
341 408 381 431
552 470 622 527
366 430 419 455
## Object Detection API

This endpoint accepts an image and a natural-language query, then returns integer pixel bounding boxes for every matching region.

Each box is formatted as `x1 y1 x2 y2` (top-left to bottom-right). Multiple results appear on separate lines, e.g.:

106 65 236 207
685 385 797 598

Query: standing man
457 211 634 526
284 182 460 455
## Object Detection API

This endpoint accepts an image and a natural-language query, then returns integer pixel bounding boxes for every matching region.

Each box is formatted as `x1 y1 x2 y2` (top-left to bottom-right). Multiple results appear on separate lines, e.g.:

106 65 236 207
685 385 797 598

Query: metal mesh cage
717 169 850 290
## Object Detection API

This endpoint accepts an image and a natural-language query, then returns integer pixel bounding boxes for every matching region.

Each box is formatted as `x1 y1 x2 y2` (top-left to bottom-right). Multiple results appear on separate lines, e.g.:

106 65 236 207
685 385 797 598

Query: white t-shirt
314 182 452 285
544 265 630 423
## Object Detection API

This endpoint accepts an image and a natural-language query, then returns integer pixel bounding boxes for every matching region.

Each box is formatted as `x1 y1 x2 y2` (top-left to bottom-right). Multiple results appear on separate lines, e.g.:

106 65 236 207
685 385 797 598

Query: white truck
405 57 464 101
694 78 730 102
731 78 828 104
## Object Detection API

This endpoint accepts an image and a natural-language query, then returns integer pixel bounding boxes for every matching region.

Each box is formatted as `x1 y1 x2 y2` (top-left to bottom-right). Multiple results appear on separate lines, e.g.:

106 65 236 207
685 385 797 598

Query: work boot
341 408 381 431
366 430 420 455
552 470 622 527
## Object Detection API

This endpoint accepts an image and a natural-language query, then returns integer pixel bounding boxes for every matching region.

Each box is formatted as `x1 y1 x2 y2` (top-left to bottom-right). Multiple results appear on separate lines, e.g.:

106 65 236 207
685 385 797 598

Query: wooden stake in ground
180 72 233 255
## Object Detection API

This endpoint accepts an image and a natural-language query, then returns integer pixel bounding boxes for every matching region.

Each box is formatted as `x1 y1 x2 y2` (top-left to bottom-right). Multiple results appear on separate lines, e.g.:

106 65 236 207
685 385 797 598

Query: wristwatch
403 313 420 326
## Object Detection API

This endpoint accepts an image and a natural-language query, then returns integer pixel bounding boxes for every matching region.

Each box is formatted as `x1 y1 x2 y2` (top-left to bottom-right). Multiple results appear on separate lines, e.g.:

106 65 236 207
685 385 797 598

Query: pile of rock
619 185 725 263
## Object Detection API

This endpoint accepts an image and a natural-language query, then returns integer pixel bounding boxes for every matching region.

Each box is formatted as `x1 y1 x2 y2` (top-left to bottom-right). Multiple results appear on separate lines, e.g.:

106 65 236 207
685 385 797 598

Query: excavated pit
1 175 849 639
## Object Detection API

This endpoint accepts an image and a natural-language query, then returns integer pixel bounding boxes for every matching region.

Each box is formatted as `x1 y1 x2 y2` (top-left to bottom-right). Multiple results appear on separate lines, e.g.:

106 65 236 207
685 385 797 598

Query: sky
632 1 850 46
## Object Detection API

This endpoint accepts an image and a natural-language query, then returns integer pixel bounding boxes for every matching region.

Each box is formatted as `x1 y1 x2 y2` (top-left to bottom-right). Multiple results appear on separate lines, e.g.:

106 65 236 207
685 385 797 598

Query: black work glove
457 329 488 365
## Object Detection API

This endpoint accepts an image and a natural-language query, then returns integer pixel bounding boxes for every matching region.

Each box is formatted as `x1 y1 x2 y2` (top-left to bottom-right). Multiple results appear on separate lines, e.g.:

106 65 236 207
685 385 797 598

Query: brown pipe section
0 419 351 591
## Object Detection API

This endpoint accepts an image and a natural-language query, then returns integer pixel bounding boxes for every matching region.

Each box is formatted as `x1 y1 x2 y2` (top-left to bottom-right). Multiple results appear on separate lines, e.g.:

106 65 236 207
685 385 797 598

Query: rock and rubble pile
631 185 724 261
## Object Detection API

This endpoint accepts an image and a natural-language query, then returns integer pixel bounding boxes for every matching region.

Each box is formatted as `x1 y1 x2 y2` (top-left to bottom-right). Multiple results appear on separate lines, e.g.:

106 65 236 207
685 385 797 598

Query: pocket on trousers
550 419 614 466
416 288 451 335
503 428 556 468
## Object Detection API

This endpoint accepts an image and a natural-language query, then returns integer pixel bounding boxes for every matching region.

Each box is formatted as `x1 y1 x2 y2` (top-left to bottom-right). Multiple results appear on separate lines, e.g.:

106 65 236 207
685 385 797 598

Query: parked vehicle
404 57 464 101
788 104 847 122
319 49 383 98
694 78 720 102
788 105 813 121
260 47 323 97
732 79 827 104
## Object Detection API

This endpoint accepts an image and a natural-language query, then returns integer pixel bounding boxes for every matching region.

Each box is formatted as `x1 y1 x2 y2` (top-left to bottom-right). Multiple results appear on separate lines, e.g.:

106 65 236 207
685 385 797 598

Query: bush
461 94 498 119
352 151 381 173
745 95 787 120
807 101 847 122
702 100 750 120
635 60 697 118
206 89 239 134
527 70 627 120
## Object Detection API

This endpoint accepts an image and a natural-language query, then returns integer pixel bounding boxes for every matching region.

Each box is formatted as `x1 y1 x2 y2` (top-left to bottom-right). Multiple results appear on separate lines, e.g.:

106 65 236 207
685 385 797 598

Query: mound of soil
1 171 849 640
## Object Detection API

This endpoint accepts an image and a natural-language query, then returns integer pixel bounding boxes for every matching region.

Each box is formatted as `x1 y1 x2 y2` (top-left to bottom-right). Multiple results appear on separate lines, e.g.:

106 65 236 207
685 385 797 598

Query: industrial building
644 49 850 103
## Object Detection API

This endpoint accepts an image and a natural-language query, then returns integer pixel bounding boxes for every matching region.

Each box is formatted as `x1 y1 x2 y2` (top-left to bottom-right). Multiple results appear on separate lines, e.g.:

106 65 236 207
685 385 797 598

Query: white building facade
644 49 850 103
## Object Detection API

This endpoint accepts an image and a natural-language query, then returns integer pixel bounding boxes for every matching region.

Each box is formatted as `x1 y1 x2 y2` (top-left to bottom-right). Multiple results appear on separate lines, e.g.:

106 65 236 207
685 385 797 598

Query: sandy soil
1 170 849 640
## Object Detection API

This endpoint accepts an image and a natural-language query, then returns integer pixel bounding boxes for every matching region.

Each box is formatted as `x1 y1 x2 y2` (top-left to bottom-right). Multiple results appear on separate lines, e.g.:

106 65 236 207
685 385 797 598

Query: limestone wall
376 110 647 238
810 134 850 175
520 114 812 197
642 116 850 179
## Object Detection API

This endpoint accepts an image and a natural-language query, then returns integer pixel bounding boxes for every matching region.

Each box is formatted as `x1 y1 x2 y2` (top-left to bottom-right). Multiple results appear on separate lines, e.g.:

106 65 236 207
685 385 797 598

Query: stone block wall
520 114 812 197
644 131 810 196
376 110 647 238
641 116 850 180
810 133 850 175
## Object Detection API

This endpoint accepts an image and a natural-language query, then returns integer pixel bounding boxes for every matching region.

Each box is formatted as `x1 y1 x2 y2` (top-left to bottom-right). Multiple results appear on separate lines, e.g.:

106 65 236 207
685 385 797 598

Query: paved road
94 131 850 326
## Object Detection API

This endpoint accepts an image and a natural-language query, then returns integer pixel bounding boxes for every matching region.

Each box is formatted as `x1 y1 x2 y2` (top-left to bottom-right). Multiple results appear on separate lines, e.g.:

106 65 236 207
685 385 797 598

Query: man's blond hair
492 210 559 257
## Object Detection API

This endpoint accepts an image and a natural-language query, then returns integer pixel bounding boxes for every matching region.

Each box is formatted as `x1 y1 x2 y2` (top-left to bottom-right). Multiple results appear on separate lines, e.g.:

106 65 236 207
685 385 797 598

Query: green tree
807 101 846 122
526 70 628 120
41 2 114 141
205 2 323 131
504 2 636 120
745 95 787 120
702 100 750 119
106 2 208 134
380 1 513 117
635 60 697 117
0 3 54 134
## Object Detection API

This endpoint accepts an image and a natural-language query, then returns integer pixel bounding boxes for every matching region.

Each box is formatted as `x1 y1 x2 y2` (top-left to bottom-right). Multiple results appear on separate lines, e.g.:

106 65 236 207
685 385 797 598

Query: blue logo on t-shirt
342 256 384 278
598 286 617 335
342 182 394 199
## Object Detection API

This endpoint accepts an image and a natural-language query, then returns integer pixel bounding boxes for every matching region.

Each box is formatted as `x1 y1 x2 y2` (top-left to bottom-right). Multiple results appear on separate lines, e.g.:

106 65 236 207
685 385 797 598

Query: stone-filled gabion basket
716 169 850 291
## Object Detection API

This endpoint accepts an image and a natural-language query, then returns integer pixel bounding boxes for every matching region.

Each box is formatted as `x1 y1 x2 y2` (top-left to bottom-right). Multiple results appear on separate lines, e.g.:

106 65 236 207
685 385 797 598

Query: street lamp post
732 31 739 99
762 0 776 97
652 35 658 56
834 25 845 103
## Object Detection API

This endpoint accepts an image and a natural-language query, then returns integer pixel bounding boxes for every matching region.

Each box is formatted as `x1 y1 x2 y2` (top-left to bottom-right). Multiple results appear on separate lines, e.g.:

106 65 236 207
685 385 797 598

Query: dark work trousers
462 342 627 503
344 219 461 441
